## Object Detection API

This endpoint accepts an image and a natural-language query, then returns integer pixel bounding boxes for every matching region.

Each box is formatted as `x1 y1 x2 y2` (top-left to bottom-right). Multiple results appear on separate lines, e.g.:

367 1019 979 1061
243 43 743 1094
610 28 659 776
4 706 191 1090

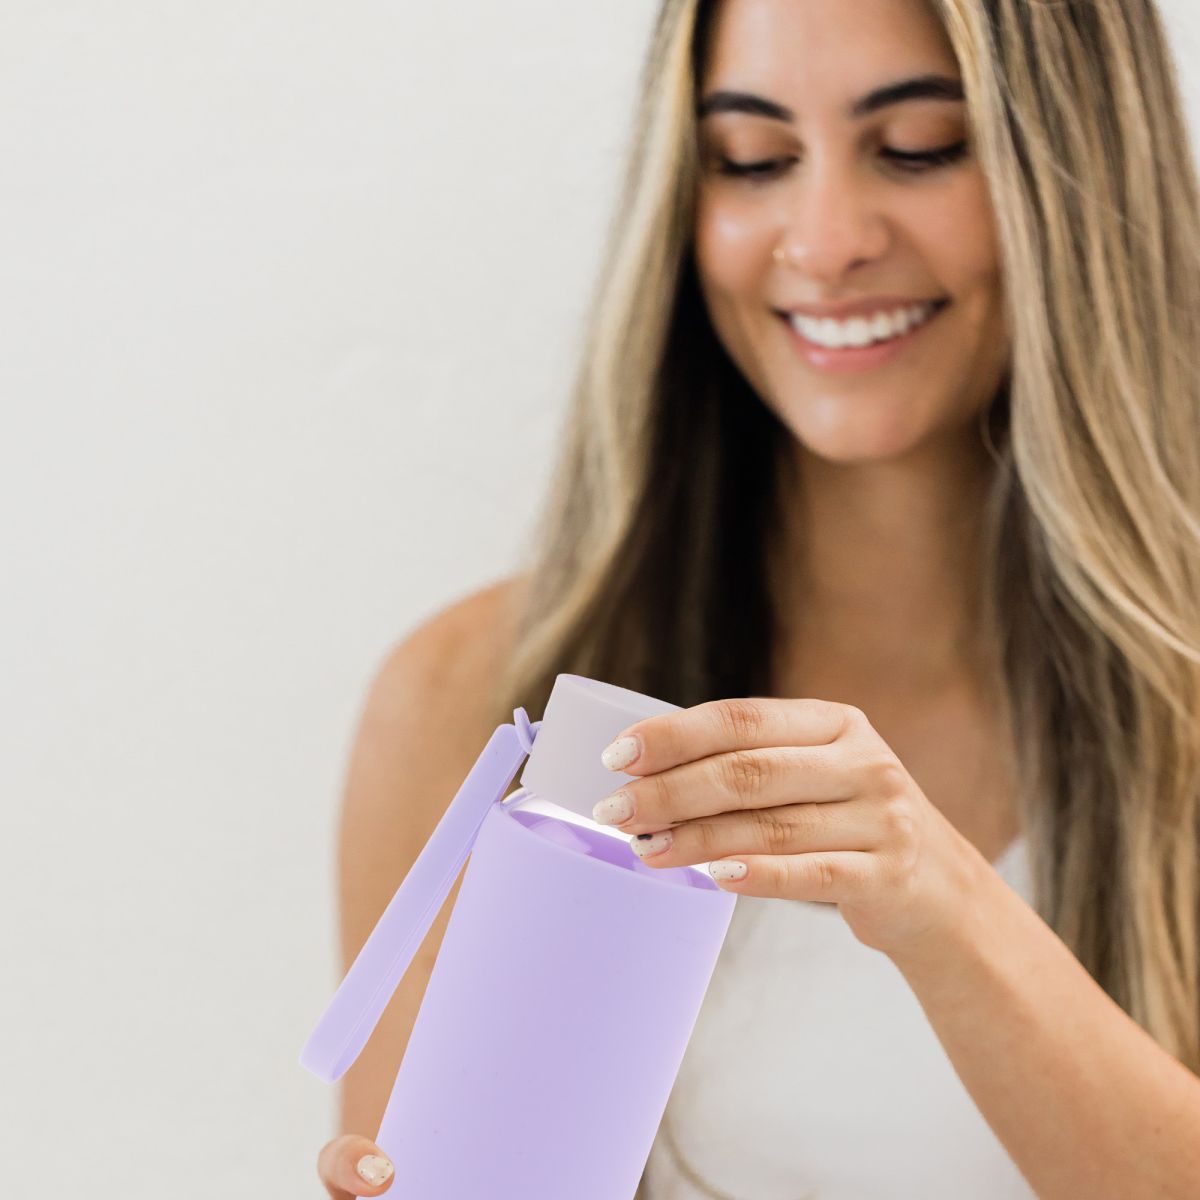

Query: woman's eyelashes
713 140 969 181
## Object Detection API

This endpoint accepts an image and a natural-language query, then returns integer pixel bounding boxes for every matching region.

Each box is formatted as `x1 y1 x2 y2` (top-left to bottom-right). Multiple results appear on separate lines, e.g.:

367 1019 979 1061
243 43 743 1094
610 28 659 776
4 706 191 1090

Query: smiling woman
474 0 1200 1196
691 8 1012 474
327 0 1200 1196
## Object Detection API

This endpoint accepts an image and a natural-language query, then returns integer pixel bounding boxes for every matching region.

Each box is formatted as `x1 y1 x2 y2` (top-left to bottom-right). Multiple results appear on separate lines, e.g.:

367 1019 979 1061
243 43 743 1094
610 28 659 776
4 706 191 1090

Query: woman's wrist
883 830 1002 982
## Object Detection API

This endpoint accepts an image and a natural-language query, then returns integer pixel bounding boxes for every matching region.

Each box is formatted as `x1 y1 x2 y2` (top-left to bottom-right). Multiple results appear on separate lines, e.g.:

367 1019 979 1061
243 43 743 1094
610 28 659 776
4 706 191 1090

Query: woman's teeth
787 301 942 349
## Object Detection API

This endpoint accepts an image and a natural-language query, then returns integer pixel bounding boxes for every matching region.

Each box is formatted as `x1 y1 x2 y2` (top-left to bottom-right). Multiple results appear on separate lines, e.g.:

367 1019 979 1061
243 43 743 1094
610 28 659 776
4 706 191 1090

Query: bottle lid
518 674 681 821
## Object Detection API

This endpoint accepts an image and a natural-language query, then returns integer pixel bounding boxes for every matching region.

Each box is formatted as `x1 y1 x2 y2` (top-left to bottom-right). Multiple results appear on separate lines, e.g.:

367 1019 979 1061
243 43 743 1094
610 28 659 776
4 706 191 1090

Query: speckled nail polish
593 790 634 825
709 860 747 881
601 735 641 771
356 1154 394 1186
631 830 673 858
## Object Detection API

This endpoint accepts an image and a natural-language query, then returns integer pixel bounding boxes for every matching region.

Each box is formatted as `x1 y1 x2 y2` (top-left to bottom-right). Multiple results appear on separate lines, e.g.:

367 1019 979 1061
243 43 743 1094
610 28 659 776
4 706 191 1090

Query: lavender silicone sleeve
300 678 739 1199
369 795 737 1198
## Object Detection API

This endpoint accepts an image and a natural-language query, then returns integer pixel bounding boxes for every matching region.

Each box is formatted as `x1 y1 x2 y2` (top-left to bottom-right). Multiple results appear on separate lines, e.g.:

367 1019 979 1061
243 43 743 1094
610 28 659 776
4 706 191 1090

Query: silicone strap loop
299 710 540 1081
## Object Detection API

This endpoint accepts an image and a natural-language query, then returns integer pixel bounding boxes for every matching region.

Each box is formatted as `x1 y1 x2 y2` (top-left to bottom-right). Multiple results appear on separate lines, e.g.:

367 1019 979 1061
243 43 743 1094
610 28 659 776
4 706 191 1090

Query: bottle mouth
504 785 629 840
504 793 720 891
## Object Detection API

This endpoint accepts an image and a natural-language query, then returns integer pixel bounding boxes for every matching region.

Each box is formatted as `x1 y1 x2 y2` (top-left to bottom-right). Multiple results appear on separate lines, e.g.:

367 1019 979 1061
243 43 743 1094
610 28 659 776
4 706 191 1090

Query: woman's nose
774 157 890 282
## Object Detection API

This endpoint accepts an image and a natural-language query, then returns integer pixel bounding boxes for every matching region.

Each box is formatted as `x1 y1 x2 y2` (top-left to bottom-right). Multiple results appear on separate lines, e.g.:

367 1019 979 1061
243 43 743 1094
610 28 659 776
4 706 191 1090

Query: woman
318 0 1200 1196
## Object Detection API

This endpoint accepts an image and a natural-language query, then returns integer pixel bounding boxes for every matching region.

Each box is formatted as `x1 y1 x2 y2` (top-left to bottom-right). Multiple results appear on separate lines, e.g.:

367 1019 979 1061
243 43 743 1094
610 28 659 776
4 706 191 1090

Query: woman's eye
883 140 969 173
715 157 789 180
715 141 969 181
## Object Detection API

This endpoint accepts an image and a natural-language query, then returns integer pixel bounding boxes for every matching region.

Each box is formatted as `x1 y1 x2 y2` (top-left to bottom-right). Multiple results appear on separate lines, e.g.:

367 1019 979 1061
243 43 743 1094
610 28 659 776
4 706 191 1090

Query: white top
642 837 1037 1199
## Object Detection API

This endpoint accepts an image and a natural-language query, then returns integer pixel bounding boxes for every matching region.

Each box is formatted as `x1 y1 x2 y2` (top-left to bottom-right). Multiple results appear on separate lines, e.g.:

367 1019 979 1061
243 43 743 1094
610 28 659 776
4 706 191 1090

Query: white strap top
643 837 1037 1199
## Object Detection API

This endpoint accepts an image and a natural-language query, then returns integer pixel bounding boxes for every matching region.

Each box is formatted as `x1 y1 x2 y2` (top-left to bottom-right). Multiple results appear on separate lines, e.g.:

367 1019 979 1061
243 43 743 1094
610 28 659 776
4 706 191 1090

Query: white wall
1 3 1196 1195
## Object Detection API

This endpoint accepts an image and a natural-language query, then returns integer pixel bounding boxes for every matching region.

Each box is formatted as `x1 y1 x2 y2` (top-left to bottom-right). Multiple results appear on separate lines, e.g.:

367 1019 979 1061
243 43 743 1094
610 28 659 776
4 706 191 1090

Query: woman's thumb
354 1151 394 1190
318 1133 395 1197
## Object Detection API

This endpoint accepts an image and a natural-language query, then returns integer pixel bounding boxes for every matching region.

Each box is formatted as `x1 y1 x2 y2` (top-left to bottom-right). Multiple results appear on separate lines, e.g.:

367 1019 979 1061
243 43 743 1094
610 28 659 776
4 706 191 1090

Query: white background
1 4 1195 1195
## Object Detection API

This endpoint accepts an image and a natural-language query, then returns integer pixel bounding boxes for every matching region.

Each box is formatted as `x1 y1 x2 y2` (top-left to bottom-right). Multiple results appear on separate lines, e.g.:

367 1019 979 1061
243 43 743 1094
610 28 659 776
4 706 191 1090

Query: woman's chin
785 403 929 466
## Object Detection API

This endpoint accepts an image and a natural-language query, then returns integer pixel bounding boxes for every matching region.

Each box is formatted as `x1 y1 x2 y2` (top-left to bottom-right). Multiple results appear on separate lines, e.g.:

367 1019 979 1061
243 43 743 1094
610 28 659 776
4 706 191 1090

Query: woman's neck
768 429 998 701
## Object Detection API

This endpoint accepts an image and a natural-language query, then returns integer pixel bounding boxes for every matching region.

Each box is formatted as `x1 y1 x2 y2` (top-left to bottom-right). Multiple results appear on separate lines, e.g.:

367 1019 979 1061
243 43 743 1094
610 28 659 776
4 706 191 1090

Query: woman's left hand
592 696 986 961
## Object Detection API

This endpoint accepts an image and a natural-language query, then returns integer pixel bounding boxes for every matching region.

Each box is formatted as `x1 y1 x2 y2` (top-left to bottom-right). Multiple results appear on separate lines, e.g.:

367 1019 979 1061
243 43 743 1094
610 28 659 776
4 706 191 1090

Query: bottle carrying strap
300 710 541 1082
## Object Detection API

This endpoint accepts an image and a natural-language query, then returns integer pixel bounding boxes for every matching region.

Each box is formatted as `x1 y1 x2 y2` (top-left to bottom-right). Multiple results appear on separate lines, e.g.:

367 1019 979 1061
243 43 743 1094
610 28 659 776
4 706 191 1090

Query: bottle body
373 797 736 1199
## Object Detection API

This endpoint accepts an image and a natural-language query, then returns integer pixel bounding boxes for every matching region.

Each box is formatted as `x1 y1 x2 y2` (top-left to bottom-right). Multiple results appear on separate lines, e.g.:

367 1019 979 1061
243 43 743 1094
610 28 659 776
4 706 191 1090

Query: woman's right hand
317 1134 395 1198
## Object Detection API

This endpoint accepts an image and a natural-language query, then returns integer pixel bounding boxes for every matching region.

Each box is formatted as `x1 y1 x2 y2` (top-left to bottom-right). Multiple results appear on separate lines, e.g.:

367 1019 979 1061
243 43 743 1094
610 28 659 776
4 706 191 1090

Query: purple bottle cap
511 675 719 873
518 675 680 819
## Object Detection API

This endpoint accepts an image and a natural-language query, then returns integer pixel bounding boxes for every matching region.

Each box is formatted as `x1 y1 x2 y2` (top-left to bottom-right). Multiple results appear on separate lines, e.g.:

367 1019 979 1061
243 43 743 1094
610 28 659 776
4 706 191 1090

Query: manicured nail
356 1154 394 1186
601 735 641 771
631 830 673 858
709 860 747 881
592 790 634 825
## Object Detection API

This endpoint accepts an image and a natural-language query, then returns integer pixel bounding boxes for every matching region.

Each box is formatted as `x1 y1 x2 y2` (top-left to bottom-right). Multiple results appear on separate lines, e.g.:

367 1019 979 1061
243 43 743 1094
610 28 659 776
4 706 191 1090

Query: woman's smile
776 297 952 373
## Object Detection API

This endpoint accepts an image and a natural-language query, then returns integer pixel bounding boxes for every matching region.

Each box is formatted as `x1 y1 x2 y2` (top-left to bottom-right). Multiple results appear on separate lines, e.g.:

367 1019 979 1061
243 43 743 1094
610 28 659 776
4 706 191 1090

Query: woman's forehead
699 0 958 98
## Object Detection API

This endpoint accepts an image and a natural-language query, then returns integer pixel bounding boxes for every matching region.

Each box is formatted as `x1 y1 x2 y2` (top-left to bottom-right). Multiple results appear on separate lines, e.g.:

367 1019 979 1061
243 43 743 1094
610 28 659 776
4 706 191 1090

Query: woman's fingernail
709 860 747 881
592 789 634 825
631 830 673 858
601 735 641 771
356 1154 394 1186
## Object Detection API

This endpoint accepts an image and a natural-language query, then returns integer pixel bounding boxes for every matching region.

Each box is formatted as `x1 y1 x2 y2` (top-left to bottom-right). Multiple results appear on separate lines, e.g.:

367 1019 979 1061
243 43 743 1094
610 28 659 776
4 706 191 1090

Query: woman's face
693 0 1009 464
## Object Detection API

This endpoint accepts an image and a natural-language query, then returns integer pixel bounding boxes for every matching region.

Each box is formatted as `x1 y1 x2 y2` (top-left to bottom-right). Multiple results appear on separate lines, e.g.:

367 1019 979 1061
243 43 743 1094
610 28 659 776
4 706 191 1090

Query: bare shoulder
368 572 530 733
341 571 533 853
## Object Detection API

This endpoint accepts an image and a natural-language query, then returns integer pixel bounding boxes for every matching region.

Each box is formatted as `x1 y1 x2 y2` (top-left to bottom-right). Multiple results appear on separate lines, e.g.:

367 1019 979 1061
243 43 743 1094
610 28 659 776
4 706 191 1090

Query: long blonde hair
484 0 1200 1192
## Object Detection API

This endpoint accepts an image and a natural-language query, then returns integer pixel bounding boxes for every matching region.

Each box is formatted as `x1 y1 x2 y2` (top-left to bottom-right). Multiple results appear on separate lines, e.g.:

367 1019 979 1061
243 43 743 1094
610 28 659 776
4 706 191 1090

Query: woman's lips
778 300 951 373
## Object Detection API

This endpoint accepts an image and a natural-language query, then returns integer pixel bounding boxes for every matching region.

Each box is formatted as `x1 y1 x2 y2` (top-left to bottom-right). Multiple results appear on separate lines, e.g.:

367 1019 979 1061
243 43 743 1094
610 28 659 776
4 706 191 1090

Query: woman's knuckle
720 698 768 744
840 703 867 734
815 857 837 893
882 794 916 841
649 771 676 813
757 807 793 853
721 747 768 799
693 819 720 855
869 757 907 797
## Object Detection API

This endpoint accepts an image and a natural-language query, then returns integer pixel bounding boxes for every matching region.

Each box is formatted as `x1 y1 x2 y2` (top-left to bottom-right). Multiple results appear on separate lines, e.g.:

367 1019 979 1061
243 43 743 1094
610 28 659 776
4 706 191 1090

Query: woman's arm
888 851 1200 1200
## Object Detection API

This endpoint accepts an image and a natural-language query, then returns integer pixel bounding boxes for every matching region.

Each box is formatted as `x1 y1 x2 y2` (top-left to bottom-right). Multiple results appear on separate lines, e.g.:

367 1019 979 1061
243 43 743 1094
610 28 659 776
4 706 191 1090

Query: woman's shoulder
413 572 531 664
369 572 532 735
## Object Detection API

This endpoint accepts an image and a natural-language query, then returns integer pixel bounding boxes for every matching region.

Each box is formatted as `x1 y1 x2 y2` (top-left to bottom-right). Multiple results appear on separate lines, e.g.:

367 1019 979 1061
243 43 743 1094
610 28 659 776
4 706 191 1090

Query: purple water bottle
301 673 738 1198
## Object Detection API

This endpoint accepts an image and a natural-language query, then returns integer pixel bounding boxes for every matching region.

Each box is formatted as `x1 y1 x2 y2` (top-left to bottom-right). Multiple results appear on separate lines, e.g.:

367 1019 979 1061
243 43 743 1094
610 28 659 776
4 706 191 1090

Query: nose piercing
773 244 812 265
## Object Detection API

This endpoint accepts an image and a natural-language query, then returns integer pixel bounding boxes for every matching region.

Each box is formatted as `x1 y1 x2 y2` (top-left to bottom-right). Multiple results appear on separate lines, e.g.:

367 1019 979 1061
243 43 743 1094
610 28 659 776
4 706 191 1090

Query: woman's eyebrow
696 73 965 122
